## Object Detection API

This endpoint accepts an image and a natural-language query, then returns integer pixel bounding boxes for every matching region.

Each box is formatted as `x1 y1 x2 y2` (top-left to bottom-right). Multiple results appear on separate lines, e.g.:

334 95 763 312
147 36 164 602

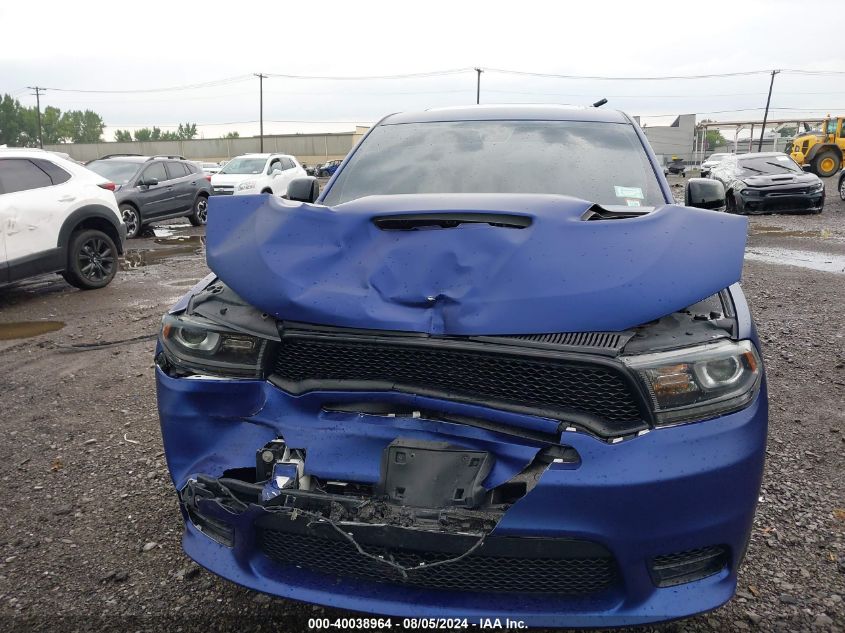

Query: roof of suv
381 104 630 125
92 155 189 163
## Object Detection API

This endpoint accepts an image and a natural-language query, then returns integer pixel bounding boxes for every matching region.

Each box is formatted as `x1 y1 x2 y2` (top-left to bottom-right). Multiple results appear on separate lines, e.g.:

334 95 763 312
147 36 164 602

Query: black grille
650 545 729 587
257 527 618 595
272 331 645 433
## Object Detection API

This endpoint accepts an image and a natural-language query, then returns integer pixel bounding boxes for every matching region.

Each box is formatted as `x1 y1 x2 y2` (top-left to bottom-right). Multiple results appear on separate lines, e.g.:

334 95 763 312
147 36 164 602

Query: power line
21 66 845 96
39 75 253 94
482 68 776 81
264 68 473 81
641 106 841 118
780 69 845 76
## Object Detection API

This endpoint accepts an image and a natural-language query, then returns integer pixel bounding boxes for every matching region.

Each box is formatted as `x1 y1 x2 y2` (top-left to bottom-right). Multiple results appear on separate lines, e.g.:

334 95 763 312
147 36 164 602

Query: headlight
159 313 276 378
811 181 824 191
237 180 257 191
622 340 762 426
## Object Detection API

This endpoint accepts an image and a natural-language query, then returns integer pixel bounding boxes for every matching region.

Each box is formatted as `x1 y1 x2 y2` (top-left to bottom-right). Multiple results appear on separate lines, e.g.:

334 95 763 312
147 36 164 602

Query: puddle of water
745 247 845 273
121 236 206 270
150 224 194 238
165 278 202 288
750 226 834 239
0 320 65 340
154 235 206 246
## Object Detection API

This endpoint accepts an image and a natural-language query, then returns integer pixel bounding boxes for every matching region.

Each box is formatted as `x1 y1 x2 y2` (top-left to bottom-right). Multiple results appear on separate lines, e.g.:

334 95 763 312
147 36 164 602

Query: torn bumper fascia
156 359 767 627
205 194 748 335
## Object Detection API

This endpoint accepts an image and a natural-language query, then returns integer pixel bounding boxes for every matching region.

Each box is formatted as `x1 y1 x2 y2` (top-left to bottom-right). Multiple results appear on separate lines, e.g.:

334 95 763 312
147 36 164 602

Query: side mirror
286 177 320 203
140 177 158 187
685 178 725 210
271 168 282 176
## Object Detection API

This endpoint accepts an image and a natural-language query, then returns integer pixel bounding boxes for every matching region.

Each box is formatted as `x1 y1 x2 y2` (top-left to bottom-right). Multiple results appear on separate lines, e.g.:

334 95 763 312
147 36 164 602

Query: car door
270 157 298 194
166 161 193 212
0 158 70 277
136 161 173 219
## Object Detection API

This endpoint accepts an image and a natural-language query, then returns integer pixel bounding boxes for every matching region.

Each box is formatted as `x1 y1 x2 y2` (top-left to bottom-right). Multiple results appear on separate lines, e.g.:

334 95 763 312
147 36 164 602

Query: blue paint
157 365 767 627
159 106 766 626
206 194 747 335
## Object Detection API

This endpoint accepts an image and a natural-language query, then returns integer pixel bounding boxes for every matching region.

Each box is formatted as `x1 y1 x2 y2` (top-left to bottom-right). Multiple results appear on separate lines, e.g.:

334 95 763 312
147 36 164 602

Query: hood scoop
373 212 532 231
206 193 748 335
581 204 650 221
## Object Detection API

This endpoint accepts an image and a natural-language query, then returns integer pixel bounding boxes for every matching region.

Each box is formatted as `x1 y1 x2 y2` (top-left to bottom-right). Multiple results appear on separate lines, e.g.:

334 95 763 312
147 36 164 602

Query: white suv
0 149 126 290
210 153 306 196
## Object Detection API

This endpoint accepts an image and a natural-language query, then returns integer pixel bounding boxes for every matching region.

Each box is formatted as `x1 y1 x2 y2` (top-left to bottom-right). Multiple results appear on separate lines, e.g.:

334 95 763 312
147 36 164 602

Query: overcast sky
2 0 843 139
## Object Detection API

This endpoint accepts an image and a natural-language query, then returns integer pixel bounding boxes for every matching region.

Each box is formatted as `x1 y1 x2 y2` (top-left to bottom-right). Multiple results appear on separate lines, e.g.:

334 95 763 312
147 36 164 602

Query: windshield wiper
764 161 798 174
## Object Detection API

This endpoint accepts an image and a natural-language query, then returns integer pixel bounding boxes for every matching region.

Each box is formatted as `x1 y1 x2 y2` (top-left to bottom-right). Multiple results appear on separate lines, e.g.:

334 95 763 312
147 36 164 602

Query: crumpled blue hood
206 193 747 335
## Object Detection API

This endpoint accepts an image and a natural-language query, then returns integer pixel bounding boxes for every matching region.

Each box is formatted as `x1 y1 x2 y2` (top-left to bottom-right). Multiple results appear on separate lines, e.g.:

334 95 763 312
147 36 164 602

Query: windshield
86 160 141 184
219 158 266 174
322 120 665 208
738 155 802 175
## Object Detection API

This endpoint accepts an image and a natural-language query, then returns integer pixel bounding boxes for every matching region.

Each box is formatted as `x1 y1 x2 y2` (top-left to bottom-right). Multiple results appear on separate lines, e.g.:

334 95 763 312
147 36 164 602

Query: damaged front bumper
156 363 767 627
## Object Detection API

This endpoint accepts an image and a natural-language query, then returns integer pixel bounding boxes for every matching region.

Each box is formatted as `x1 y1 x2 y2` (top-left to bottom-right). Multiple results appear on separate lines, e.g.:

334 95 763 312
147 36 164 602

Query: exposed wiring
265 504 488 580
207 480 489 580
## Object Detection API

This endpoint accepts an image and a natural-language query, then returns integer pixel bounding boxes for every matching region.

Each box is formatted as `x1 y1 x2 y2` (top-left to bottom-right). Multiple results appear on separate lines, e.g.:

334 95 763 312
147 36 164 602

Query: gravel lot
1 177 843 633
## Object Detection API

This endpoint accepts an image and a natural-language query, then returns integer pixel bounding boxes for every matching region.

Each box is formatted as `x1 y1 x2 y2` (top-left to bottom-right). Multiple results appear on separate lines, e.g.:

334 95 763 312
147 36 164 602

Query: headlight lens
237 180 257 191
811 181 824 191
159 313 275 378
623 340 761 425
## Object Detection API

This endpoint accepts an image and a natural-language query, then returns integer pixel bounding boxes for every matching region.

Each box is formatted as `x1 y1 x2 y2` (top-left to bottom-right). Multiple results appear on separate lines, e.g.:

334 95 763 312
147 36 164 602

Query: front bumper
157 367 767 628
737 188 824 214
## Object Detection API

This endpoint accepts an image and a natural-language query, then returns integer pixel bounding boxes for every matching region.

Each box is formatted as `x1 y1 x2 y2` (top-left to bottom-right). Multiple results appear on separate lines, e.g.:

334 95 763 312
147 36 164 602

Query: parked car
86 155 212 238
709 152 825 214
700 152 731 178
662 155 687 176
156 105 766 628
0 148 125 289
316 158 342 177
209 153 305 196
838 168 845 201
198 161 222 175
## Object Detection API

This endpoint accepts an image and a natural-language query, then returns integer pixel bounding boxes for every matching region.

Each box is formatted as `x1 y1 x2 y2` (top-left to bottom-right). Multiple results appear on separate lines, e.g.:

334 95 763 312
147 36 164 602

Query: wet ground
0 180 844 632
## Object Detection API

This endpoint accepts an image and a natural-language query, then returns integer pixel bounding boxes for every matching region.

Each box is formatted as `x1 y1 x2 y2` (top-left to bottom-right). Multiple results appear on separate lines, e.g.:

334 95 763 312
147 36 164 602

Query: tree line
0 93 105 146
113 126 241 142
113 123 199 142
1 93 242 147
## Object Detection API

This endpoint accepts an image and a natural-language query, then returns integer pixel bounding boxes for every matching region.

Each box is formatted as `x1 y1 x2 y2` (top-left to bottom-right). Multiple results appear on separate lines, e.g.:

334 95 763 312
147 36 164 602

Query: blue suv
156 105 766 628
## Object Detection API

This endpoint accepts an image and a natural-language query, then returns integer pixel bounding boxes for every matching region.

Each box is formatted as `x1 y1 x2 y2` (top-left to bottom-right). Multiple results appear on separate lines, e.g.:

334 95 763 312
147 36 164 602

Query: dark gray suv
86 155 212 238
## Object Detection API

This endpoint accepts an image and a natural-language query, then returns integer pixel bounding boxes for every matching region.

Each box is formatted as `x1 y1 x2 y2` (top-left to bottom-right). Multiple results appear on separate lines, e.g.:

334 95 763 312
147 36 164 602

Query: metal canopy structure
693 116 827 162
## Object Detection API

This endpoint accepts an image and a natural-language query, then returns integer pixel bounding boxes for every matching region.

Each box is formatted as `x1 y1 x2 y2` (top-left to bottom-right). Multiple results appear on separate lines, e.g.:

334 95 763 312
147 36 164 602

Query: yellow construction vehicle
788 116 844 177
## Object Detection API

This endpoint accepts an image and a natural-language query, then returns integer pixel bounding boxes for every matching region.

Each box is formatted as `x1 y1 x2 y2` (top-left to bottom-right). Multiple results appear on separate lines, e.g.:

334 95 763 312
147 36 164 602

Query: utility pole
474 68 482 104
254 73 267 151
27 86 44 148
758 69 779 152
